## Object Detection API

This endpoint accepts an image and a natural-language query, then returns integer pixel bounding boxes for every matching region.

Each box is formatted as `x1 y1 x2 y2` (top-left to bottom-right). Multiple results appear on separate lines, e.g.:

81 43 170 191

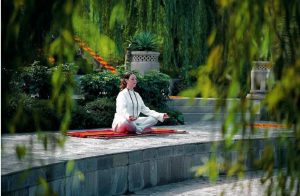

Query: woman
112 72 169 134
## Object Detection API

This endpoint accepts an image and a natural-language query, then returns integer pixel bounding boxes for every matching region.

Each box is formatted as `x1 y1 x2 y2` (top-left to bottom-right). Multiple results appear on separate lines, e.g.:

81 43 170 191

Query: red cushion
67 128 187 138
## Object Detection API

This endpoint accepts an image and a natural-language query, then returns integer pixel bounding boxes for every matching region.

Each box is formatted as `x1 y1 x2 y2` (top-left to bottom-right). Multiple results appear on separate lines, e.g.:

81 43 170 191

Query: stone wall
2 138 290 195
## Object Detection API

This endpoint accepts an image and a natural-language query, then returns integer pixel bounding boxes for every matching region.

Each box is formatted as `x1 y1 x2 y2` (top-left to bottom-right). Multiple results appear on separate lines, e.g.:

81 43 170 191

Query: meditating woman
112 72 169 134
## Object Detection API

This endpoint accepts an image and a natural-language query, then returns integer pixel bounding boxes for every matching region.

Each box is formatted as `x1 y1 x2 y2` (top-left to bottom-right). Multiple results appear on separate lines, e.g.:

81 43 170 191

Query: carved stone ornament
247 61 272 100
129 51 160 75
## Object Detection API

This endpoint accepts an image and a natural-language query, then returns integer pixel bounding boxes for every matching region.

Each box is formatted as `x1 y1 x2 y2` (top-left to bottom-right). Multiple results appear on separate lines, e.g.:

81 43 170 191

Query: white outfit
112 88 165 132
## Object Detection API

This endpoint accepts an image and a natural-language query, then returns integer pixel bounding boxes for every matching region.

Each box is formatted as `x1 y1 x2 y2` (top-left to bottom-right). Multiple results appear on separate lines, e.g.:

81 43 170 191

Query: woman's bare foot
141 128 153 134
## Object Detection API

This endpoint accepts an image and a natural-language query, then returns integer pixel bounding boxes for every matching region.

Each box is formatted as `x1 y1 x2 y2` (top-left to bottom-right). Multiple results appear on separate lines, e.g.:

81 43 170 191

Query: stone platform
132 171 271 195
1 121 291 195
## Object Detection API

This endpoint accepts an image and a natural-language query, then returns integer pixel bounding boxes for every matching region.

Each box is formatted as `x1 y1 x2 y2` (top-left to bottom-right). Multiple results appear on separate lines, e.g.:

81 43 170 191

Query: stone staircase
167 98 260 123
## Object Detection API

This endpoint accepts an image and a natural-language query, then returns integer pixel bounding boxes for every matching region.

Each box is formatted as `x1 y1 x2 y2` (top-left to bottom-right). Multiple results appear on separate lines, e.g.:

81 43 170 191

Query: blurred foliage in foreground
2 0 79 140
2 0 84 194
181 0 300 195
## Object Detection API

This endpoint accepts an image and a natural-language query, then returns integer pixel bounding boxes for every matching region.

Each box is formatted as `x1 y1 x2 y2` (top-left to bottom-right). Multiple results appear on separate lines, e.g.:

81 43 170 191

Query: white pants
113 116 158 132
134 116 158 130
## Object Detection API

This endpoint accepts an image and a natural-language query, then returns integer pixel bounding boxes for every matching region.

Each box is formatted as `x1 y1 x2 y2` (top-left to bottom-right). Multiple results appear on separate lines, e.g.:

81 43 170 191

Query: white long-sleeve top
112 88 164 129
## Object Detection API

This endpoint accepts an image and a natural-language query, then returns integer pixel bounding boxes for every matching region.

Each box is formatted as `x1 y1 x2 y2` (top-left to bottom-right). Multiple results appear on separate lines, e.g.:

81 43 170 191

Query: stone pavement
1 121 292 195
1 121 290 175
1 121 224 175
132 171 298 196
131 171 271 196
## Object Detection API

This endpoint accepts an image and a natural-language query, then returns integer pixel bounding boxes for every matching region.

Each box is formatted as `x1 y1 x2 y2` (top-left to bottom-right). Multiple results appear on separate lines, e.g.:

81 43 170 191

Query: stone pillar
130 51 160 75
247 61 271 100
124 50 131 70
246 61 272 120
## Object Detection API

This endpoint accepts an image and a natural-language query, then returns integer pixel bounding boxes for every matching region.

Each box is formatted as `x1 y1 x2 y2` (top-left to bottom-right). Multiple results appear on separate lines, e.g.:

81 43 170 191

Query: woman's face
126 74 137 89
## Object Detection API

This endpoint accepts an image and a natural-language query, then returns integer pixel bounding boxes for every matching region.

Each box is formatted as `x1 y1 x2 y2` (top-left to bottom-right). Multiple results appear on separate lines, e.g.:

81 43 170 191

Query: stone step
182 113 260 123
168 98 262 122
183 113 220 122
169 105 223 113
168 98 240 107
182 113 227 122
133 171 268 196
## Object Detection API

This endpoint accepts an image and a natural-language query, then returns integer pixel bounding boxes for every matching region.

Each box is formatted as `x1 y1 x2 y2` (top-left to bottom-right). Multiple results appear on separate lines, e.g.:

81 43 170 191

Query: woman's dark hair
120 71 135 90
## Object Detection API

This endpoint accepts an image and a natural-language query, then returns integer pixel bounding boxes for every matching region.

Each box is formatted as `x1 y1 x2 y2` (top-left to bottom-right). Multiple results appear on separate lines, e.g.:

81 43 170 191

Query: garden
5 64 183 133
3 1 216 133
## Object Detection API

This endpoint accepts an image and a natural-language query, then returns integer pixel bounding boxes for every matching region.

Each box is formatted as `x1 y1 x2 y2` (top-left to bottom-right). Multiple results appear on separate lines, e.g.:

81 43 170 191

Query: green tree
2 0 79 135
184 0 300 195
73 0 215 83
2 0 85 194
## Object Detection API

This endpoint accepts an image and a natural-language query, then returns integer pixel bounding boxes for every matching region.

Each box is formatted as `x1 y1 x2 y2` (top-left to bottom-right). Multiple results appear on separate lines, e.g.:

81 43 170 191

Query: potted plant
126 32 160 75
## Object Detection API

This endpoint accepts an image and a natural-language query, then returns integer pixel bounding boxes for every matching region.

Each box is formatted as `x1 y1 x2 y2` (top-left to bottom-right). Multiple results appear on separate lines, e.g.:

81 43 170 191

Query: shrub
80 70 171 108
49 63 79 95
19 61 51 99
135 70 171 109
83 98 116 128
169 78 188 96
6 69 181 132
71 99 184 129
158 109 184 125
79 70 182 126
70 104 91 130
6 97 116 132
144 104 184 126
15 62 79 99
4 94 33 132
26 100 60 131
80 71 120 101
4 94 59 133
70 101 112 130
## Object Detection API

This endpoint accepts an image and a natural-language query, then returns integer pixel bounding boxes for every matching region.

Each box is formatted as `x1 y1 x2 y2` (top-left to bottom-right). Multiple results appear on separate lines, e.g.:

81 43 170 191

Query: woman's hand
128 116 137 121
163 113 170 119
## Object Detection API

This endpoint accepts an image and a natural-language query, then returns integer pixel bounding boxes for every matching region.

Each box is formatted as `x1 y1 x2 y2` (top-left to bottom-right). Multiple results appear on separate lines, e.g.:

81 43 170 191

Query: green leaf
16 144 27 160
75 171 85 181
66 160 75 175
109 3 126 29
207 30 216 46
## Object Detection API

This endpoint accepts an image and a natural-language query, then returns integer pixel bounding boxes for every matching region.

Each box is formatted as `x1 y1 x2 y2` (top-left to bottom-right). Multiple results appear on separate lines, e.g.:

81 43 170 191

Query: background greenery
73 0 215 85
181 1 300 195
4 68 183 133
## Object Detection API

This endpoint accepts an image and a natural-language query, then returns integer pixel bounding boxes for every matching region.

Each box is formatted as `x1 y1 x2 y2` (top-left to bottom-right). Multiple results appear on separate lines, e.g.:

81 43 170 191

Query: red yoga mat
67 128 187 139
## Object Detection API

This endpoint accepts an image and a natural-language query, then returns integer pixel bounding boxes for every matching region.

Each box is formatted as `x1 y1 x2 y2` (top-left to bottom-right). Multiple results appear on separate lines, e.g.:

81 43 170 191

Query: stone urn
247 61 272 100
129 51 160 75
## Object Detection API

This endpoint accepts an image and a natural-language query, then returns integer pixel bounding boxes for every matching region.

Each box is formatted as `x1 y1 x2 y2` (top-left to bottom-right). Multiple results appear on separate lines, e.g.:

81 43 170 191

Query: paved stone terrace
132 171 298 196
1 121 219 175
132 171 270 196
1 121 290 176
1 121 293 195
